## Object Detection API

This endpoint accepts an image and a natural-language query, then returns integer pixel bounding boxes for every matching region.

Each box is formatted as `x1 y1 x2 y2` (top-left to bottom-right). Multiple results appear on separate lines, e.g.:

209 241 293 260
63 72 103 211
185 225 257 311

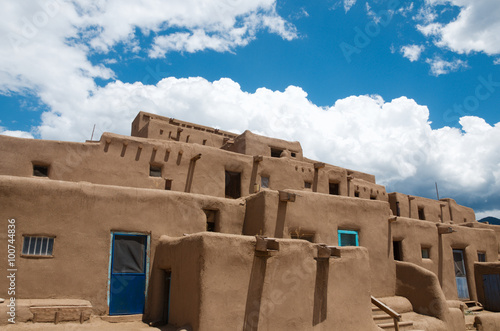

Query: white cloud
0 130 34 139
401 44 425 62
0 1 296 106
475 210 500 221
425 57 468 76
418 0 500 55
494 58 500 65
344 0 357 13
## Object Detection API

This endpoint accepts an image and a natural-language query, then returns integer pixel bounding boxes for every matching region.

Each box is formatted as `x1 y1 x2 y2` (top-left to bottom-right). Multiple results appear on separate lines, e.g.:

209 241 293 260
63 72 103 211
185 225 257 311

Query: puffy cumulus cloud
418 0 500 56
35 76 500 214
401 44 425 62
425 57 467 76
0 129 34 139
0 0 296 107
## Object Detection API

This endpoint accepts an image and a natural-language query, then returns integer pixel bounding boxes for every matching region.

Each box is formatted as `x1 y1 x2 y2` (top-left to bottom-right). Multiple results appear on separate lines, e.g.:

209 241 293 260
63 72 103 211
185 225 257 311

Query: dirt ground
3 317 188 331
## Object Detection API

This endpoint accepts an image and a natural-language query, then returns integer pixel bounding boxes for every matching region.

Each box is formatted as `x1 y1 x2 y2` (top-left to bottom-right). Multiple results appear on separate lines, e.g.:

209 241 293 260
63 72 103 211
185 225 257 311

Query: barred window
22 236 54 256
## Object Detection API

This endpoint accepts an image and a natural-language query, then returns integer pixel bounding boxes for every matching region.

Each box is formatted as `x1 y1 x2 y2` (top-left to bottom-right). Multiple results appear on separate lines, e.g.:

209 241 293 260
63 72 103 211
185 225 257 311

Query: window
354 191 360 198
338 230 359 246
225 171 241 199
421 247 431 259
329 182 339 195
33 164 49 177
150 165 162 177
204 209 218 232
165 179 172 190
304 181 312 189
418 207 426 220
290 152 297 158
478 251 486 262
270 148 283 158
370 195 377 200
261 176 270 189
290 232 315 243
393 241 403 261
22 236 54 256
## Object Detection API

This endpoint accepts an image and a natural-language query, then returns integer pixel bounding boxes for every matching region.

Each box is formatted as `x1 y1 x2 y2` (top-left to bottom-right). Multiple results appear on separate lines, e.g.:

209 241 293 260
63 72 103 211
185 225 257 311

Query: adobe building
1 111 500 330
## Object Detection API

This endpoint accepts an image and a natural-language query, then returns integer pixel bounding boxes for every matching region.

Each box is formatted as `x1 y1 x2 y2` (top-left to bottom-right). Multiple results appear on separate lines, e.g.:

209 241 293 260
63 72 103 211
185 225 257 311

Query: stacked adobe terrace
0 111 499 330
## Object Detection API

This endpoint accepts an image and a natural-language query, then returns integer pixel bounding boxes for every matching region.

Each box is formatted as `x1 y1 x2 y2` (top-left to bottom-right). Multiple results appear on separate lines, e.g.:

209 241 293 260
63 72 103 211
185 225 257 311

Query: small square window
338 230 359 247
304 181 312 189
22 236 54 256
354 191 360 198
150 165 162 177
33 164 49 177
370 195 377 200
271 148 283 158
421 247 431 259
290 152 297 158
329 182 339 195
478 251 486 262
261 176 270 189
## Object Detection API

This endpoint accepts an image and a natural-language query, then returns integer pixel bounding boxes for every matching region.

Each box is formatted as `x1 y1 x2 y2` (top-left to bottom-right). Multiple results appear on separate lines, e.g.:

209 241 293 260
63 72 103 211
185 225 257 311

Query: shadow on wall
243 255 269 331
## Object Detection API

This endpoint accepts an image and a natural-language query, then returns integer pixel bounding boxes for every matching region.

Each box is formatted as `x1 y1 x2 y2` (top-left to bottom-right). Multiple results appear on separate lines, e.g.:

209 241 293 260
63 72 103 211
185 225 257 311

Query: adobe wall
466 222 500 260
131 111 237 148
391 218 497 301
224 130 304 160
388 192 475 223
0 176 245 313
0 133 384 202
243 189 396 297
145 233 379 331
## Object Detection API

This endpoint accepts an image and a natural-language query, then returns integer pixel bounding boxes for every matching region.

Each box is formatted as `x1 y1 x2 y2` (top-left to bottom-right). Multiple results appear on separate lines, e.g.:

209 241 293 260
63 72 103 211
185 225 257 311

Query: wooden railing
371 296 401 331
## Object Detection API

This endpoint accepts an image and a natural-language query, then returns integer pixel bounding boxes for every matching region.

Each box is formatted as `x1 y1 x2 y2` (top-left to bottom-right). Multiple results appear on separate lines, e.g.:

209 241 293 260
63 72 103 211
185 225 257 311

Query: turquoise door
109 233 148 315
453 249 470 300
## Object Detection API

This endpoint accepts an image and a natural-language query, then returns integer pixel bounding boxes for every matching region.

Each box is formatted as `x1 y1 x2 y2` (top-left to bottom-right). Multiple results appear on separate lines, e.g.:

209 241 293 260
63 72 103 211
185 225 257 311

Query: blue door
483 274 500 311
109 233 148 315
453 249 470 300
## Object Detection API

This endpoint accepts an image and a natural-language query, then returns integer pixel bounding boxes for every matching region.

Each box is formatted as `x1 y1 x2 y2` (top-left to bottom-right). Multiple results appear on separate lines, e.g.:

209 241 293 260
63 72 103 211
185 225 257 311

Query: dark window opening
329 182 339 195
418 207 426 220
290 232 315 243
396 201 401 216
204 209 218 232
165 179 172 190
370 195 376 200
160 129 164 135
290 152 297 157
261 176 270 189
271 148 283 158
421 247 431 259
225 171 241 199
203 139 207 145
393 241 403 261
33 164 49 177
304 181 312 189
150 165 162 177
186 135 190 142
478 252 486 262
354 191 360 198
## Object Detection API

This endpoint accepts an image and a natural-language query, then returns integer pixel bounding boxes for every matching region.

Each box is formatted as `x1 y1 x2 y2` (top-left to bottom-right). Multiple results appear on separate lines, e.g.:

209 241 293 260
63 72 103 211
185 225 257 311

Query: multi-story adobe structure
1 111 499 330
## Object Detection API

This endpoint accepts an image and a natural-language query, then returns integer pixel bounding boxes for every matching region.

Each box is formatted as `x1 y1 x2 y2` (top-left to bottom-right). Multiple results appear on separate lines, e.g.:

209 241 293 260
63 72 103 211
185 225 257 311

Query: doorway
109 233 149 315
452 249 470 300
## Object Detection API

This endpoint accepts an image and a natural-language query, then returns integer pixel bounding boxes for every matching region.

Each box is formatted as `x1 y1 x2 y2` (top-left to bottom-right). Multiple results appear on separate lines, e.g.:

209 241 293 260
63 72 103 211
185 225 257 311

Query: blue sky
1 0 500 218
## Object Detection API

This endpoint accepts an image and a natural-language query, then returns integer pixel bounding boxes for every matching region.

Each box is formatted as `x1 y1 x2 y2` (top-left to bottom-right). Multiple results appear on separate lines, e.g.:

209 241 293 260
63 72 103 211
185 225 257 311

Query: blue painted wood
109 233 148 315
338 230 359 246
483 274 500 312
453 249 470 300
